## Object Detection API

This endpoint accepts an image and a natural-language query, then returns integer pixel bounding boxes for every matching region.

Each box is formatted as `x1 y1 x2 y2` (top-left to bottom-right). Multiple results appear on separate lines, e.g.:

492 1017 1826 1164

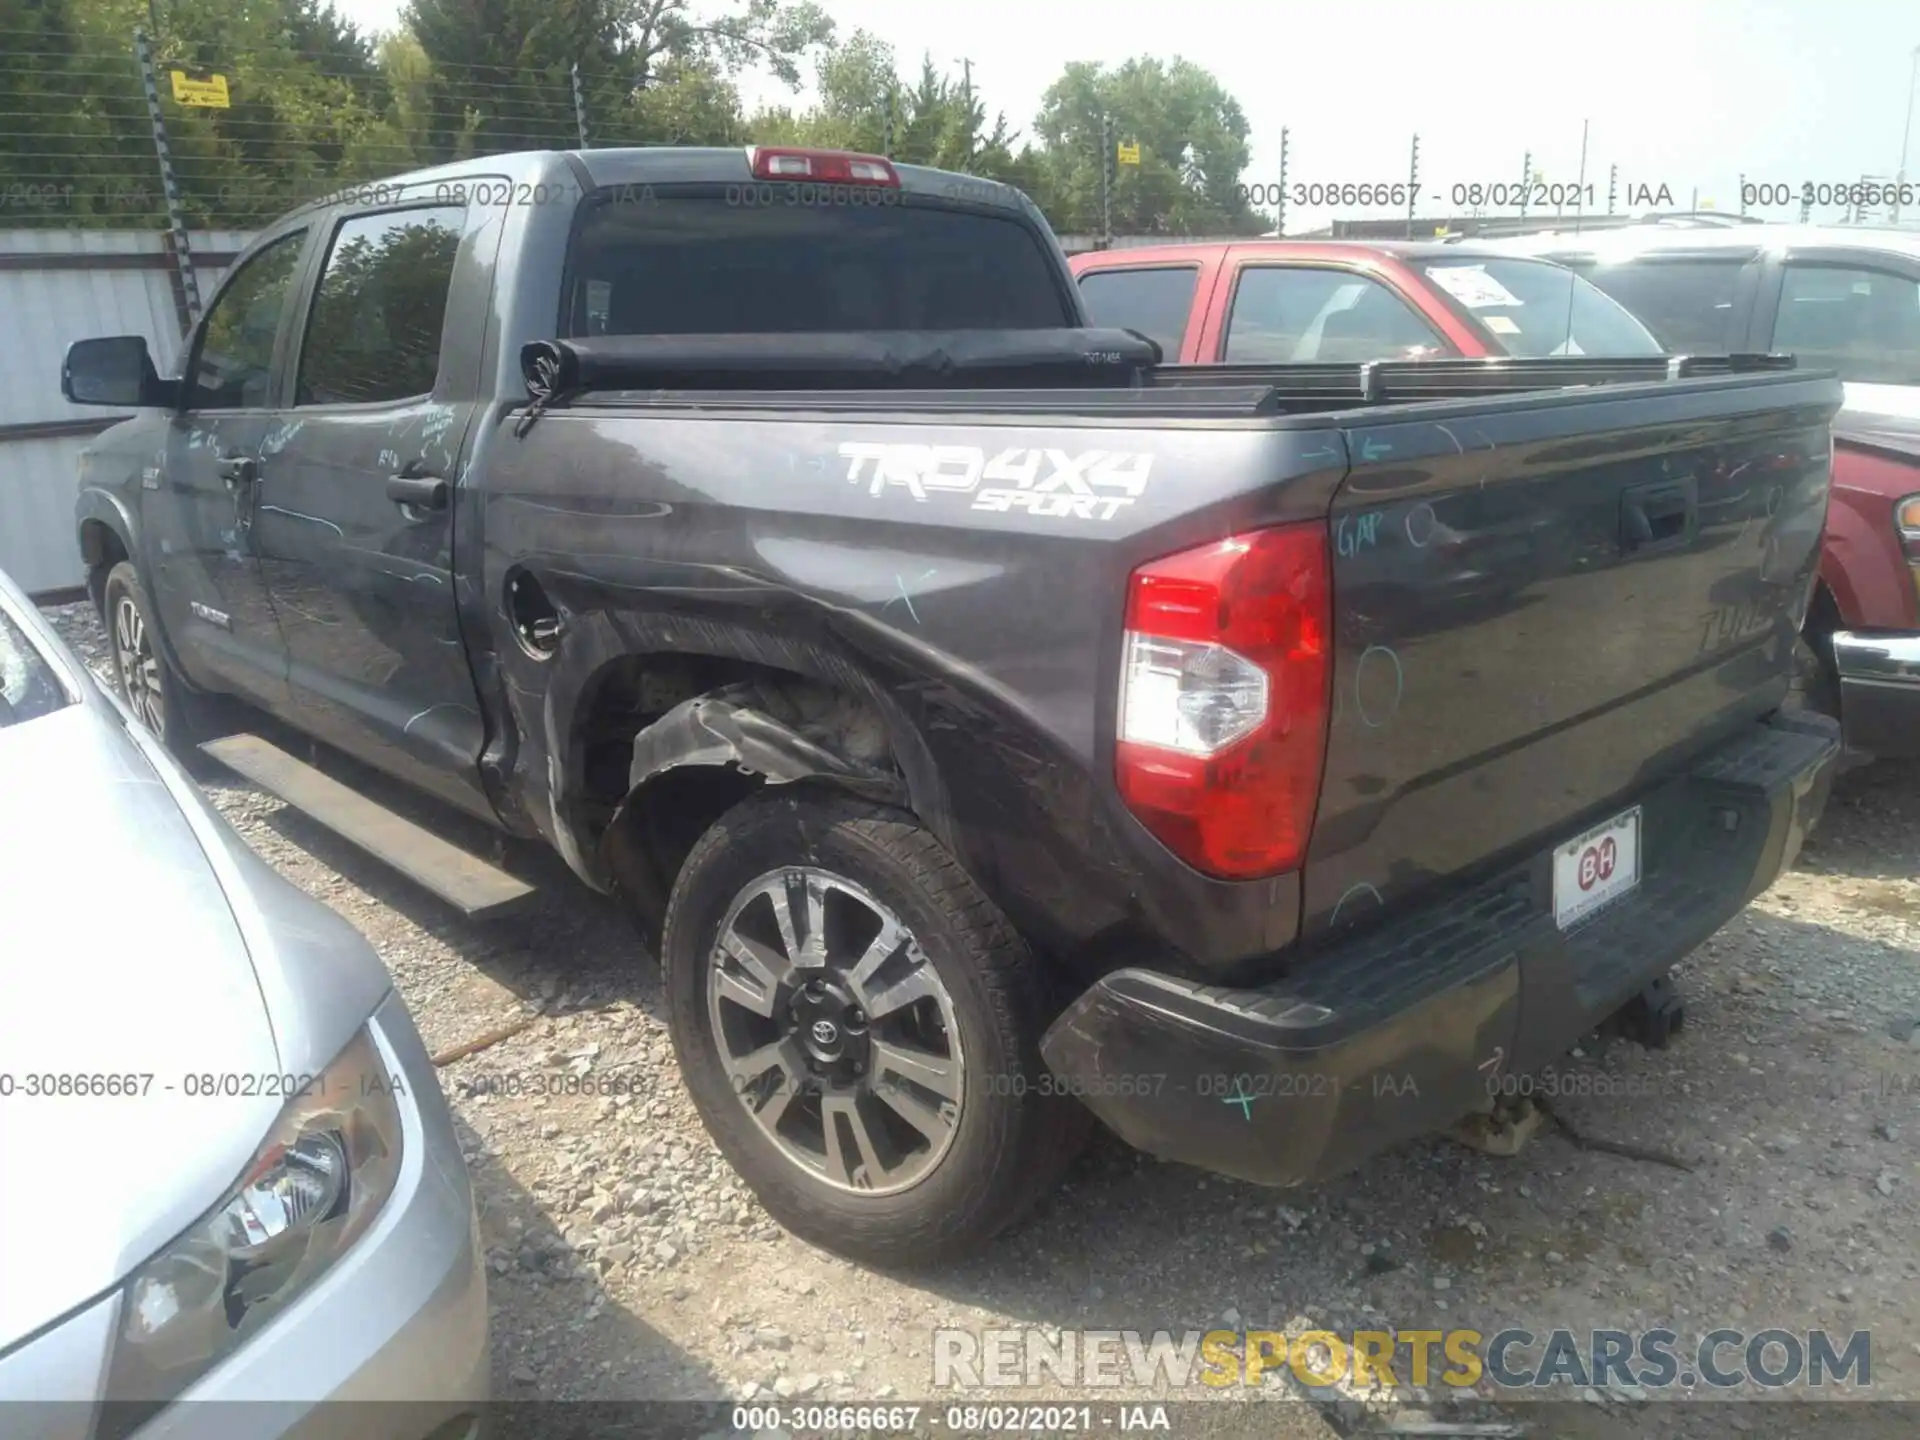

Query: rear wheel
659 789 1087 1265
101 562 213 760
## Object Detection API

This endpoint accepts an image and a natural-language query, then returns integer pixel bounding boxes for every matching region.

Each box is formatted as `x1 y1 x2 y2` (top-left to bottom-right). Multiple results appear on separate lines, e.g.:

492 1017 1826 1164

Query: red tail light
1114 522 1332 879
748 147 900 186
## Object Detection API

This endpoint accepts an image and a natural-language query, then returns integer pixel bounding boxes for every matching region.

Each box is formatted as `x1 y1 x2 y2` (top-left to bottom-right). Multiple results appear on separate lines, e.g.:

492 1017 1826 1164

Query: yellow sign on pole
169 71 230 108
1116 141 1141 166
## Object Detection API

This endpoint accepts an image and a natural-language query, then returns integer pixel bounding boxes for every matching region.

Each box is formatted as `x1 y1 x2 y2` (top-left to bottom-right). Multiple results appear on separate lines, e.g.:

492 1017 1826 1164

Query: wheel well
1804 579 1843 642
575 654 904 946
80 521 128 617
1803 580 1845 682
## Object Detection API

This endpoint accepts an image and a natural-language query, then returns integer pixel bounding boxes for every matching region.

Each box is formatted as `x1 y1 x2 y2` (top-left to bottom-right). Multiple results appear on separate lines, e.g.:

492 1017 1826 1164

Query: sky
325 0 1920 233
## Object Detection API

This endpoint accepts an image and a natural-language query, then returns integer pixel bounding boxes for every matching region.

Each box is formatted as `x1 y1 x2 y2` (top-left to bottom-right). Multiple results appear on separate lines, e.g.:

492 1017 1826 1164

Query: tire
101 561 214 761
660 788 1088 1266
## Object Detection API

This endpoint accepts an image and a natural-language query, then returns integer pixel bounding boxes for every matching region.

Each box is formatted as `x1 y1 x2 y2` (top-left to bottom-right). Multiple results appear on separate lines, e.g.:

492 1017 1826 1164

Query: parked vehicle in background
60 146 1840 1266
1478 224 1920 758
1067 239 1664 364
0 567 486 1439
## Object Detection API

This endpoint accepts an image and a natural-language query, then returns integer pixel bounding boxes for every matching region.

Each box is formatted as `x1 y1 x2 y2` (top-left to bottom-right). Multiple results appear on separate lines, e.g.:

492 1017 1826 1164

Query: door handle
387 472 448 511
217 453 258 487
1621 479 1695 552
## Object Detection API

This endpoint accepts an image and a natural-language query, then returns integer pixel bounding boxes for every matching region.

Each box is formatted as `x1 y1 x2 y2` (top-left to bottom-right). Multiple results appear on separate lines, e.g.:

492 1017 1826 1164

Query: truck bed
487 341 1841 979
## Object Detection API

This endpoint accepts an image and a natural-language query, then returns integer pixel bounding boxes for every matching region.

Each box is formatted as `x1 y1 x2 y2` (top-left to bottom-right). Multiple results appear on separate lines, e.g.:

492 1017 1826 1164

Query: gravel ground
42 600 1920 1438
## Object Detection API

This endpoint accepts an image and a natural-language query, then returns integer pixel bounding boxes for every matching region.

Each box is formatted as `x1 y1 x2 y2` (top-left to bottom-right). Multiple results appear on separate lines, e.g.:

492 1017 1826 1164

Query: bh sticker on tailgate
1552 806 1642 930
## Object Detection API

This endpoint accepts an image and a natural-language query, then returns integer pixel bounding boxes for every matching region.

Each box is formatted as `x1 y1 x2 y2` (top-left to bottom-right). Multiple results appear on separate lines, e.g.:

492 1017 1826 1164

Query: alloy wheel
112 594 165 737
706 867 965 1195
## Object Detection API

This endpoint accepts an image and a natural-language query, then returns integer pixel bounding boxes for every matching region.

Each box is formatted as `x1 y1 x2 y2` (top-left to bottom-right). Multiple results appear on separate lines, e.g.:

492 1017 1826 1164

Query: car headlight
100 1028 403 1427
1896 493 1920 540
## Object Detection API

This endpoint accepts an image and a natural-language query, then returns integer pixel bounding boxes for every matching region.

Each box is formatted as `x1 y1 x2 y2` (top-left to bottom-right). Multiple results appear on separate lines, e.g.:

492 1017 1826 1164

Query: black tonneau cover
520 329 1163 400
518 336 1801 422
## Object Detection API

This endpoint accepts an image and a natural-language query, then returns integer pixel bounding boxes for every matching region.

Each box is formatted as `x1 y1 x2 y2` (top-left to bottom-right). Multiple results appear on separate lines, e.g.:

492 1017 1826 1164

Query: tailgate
1303 371 1839 937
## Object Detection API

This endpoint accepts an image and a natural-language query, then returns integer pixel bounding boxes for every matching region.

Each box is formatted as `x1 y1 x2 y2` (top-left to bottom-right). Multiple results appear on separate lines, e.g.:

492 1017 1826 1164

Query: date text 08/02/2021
1230 181 1672 211
0 1070 409 1100
728 1403 1174 1435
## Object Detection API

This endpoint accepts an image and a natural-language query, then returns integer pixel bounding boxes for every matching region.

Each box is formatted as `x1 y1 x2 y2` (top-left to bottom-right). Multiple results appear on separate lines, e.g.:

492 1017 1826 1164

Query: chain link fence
0 24 673 235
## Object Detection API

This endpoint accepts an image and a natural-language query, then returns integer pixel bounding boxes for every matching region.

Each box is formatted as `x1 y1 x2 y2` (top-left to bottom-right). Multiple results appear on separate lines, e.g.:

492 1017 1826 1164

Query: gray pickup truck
62 145 1842 1265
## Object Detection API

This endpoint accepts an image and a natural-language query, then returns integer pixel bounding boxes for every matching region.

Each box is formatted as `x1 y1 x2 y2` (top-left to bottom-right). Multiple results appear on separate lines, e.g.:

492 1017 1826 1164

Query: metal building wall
0 228 251 596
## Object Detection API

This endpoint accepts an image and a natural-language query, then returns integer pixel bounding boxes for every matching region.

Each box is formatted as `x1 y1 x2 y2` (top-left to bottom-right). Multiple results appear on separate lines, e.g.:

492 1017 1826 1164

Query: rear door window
1771 264 1920 384
1417 258 1664 357
296 206 466 405
1224 267 1448 362
1574 257 1747 353
1076 266 1199 359
565 192 1074 335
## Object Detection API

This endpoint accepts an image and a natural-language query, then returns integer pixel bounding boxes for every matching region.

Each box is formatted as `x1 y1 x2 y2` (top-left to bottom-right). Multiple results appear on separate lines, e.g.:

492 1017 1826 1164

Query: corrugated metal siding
0 228 252 594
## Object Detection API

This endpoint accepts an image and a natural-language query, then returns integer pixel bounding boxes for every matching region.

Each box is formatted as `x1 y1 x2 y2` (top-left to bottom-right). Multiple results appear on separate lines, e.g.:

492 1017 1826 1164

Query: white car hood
0 704 281 1355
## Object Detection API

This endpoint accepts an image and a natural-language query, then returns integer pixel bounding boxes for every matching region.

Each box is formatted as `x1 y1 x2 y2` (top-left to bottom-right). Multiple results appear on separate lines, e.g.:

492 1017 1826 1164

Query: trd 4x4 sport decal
837 443 1154 521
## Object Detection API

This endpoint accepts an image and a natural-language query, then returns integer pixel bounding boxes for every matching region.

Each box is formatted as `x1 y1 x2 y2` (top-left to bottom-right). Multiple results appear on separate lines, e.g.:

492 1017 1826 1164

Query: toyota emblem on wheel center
810 1019 839 1047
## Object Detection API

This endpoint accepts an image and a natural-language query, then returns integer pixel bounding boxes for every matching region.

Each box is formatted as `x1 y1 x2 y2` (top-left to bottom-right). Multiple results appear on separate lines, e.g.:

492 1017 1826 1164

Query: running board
199 734 535 918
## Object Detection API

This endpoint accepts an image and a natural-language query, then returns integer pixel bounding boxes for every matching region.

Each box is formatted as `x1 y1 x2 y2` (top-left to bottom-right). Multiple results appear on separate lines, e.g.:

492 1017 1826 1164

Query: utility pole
1607 163 1618 216
1898 44 1920 223
1407 132 1420 239
882 87 896 159
960 58 975 170
1275 126 1290 236
1519 151 1532 220
1573 118 1589 232
133 27 201 332
1739 171 1746 216
570 63 591 149
1100 112 1115 250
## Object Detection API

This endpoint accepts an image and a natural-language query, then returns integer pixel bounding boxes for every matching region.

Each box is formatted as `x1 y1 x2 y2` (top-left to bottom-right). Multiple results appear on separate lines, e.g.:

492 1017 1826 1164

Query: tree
613 0 833 92
1033 57 1263 236
0 0 408 227
745 37 1054 210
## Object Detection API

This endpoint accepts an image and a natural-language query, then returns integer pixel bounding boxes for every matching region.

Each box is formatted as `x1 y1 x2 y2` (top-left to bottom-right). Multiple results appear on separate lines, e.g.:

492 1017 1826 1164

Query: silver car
0 567 487 1439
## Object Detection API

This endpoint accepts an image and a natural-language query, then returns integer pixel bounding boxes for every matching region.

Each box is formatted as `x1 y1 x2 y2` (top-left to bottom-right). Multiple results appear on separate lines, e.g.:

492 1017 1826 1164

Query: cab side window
296 206 466 406
1076 266 1199 360
1771 264 1920 384
186 230 307 409
1577 258 1746 354
1225 267 1444 363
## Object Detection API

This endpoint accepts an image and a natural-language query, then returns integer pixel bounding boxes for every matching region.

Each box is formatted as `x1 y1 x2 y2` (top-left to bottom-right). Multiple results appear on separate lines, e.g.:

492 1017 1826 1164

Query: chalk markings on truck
1336 511 1386 558
1355 644 1404 729
1329 881 1384 928
882 570 937 626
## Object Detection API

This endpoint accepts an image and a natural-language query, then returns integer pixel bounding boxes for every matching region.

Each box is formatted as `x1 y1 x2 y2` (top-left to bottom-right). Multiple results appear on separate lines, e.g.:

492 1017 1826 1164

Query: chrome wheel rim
112 594 165 737
707 867 964 1195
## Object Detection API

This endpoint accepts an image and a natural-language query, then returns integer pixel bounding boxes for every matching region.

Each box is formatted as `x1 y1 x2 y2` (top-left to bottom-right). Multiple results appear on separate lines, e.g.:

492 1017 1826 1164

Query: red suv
1068 239 1663 365
1074 236 1909 759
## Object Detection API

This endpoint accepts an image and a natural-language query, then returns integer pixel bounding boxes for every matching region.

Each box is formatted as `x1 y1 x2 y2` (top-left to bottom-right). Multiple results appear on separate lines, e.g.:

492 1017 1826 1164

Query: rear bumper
1040 712 1839 1189
1831 630 1920 757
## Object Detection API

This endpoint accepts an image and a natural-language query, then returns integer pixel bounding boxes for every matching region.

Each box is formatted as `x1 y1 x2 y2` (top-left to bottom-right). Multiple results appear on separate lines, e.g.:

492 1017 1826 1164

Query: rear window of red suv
1417 257 1665 358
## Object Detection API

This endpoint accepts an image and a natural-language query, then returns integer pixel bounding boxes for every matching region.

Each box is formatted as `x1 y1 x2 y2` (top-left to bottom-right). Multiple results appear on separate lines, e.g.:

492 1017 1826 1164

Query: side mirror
62 336 176 409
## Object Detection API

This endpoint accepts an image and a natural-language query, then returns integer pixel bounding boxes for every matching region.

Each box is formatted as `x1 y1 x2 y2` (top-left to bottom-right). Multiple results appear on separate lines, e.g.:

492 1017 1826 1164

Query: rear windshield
564 191 1075 337
1416 257 1665 358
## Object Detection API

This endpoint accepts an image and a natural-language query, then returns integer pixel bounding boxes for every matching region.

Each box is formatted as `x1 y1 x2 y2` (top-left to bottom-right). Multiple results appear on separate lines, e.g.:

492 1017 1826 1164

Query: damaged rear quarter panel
472 404 1348 975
